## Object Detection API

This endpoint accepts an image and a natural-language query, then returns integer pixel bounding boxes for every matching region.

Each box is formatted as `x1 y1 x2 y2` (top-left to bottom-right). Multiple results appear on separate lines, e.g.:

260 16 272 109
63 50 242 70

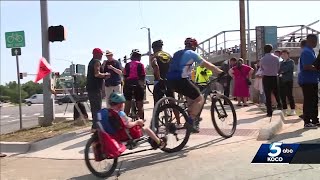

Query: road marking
7 119 18 123
1 115 10 118
33 113 40 116
22 114 27 117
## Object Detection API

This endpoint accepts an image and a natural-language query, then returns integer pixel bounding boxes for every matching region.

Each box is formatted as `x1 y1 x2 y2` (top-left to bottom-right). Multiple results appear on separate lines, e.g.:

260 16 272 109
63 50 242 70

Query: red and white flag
35 57 52 83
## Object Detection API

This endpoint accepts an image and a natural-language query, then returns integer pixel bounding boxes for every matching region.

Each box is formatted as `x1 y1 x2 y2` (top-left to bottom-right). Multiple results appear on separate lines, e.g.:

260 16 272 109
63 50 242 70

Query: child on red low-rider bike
108 92 167 149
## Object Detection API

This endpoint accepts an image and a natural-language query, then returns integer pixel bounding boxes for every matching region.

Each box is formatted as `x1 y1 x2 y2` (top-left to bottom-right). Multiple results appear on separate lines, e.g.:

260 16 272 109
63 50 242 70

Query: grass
0 120 90 142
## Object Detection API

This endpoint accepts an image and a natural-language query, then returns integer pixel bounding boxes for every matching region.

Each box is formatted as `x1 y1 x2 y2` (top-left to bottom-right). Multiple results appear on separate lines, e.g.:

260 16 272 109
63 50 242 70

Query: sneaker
287 110 296 116
304 123 317 129
158 137 167 149
282 109 287 115
187 117 200 133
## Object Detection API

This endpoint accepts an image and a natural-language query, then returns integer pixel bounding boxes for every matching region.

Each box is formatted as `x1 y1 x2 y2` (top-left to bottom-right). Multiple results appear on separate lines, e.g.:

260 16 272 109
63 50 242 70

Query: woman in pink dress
229 58 254 106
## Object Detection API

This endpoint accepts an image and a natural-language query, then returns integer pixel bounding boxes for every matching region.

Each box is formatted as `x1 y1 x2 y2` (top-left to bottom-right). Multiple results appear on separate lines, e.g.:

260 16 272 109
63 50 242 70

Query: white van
25 94 43 106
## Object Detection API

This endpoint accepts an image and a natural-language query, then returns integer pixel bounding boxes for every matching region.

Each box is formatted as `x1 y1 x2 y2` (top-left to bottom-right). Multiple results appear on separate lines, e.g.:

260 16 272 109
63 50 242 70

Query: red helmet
184 37 198 48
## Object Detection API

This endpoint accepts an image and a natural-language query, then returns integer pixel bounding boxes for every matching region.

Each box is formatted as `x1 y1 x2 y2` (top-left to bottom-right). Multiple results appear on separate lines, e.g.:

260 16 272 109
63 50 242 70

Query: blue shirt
298 46 318 85
167 49 203 80
103 59 122 86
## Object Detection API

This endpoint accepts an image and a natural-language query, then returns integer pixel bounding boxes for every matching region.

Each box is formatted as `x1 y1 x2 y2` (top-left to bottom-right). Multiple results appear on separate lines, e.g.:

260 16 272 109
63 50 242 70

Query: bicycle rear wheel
154 103 191 153
211 95 237 138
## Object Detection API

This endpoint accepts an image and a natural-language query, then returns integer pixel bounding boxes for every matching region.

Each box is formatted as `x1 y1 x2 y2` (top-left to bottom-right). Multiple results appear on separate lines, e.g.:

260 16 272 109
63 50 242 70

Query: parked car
55 93 88 105
24 94 43 106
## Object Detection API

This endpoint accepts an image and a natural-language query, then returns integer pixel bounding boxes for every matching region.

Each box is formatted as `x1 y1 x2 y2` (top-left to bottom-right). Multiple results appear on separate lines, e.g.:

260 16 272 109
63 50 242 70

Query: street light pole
140 27 152 103
40 0 55 127
246 0 251 66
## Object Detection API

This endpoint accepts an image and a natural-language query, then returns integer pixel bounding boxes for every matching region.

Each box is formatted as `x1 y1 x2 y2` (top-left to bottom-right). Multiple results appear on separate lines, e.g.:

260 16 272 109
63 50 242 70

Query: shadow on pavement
71 137 226 180
237 114 267 125
268 128 313 142
283 118 302 124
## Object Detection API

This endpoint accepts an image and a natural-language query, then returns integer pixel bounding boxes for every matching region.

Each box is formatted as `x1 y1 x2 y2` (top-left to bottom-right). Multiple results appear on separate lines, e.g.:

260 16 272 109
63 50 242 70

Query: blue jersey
166 49 203 80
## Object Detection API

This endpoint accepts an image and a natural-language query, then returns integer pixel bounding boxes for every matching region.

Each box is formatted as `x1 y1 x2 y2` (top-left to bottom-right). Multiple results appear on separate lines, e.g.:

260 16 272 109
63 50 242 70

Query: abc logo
282 148 293 154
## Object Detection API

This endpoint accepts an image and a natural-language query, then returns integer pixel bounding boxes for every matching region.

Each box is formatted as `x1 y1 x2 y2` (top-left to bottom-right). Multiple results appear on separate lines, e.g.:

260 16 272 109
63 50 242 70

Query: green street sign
5 31 25 48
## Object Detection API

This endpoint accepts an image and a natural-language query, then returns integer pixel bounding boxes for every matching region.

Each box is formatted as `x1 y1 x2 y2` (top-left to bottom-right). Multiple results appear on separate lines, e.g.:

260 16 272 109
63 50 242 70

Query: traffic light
123 56 127 63
48 25 66 42
54 72 60 77
19 73 23 79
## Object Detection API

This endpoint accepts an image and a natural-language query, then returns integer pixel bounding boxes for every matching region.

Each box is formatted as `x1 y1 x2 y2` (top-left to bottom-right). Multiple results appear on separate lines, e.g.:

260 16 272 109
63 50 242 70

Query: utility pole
141 27 151 103
246 0 251 66
40 0 55 126
239 0 247 63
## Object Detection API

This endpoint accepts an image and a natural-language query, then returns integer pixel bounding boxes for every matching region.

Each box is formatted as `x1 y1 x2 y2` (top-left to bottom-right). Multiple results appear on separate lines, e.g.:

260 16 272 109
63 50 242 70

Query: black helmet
152 40 163 48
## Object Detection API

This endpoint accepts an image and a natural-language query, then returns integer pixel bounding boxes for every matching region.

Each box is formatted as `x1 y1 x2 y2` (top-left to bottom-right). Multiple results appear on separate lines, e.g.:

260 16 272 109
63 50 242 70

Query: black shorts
123 81 144 101
167 78 201 100
153 80 175 104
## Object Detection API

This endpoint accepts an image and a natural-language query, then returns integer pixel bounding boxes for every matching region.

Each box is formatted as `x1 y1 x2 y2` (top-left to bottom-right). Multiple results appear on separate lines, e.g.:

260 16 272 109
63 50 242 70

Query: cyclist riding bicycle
166 37 225 133
150 40 175 103
123 49 146 119
150 40 181 125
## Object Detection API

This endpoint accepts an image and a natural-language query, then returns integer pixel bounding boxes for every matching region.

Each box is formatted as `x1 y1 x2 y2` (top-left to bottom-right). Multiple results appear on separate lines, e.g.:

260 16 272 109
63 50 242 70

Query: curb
0 127 91 154
257 110 284 141
0 142 31 154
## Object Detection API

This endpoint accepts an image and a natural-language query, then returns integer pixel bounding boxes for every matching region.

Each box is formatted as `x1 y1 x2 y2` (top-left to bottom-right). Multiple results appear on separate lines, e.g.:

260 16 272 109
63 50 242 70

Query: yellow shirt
195 66 212 84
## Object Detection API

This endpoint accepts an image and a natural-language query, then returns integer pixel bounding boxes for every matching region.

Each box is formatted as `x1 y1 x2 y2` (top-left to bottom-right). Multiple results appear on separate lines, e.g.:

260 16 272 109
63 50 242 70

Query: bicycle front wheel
154 103 191 153
211 95 237 138
84 136 118 178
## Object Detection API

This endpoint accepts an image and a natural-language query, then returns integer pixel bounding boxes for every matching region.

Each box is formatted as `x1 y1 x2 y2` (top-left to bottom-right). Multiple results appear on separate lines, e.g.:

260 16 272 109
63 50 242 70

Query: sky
1 0 320 85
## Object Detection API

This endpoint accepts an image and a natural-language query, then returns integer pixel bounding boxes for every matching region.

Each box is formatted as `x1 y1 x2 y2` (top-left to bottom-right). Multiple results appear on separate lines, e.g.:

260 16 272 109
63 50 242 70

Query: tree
21 81 43 97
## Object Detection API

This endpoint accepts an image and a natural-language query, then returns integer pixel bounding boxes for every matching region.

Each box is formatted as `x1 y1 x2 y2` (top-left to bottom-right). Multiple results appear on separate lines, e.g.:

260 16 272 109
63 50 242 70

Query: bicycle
152 75 237 140
84 109 184 178
150 80 191 153
7 33 23 43
127 84 139 120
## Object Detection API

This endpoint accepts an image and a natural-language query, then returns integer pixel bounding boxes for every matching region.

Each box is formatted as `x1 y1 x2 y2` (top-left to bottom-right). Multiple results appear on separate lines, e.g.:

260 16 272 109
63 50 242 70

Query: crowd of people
85 34 320 135
85 37 225 134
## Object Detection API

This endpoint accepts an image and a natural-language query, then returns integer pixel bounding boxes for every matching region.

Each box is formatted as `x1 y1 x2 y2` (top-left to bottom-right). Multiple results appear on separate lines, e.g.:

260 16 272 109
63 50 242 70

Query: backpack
167 49 187 80
124 61 145 80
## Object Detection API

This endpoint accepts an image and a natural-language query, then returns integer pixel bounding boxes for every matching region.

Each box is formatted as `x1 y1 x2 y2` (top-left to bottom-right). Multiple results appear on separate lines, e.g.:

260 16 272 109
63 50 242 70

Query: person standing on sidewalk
102 50 123 108
279 49 296 116
298 34 319 128
260 44 282 117
219 57 237 100
86 48 110 132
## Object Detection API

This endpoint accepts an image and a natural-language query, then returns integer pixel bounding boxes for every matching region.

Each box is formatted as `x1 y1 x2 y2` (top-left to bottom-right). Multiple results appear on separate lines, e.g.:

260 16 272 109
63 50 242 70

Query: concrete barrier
257 110 285 140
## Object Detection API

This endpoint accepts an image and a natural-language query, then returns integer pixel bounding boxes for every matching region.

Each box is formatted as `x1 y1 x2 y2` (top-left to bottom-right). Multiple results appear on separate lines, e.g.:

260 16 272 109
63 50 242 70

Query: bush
0 96 10 102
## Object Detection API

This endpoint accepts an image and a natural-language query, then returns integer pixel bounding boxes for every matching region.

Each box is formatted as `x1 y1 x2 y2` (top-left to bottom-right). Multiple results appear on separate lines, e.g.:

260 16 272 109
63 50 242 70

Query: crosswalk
0 113 41 124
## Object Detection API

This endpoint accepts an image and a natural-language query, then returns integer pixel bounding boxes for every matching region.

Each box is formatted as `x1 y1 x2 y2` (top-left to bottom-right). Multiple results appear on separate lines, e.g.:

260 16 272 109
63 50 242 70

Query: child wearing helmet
108 92 167 149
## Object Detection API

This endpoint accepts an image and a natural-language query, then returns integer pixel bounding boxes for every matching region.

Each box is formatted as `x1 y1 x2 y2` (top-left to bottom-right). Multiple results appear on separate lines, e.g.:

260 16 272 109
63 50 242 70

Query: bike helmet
184 37 198 49
130 49 141 56
152 40 163 48
130 49 142 60
109 92 126 104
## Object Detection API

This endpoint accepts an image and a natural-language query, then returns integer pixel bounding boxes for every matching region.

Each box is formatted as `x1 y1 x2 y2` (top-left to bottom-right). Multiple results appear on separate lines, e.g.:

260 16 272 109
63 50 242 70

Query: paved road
0 102 92 134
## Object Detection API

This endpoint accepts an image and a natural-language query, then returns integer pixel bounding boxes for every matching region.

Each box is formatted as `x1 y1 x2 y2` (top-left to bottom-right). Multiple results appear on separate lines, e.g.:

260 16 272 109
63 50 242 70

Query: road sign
5 31 25 48
11 48 21 56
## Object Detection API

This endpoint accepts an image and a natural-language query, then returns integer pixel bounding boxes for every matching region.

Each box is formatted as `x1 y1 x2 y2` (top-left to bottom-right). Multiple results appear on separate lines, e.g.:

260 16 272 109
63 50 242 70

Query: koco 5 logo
267 142 293 162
